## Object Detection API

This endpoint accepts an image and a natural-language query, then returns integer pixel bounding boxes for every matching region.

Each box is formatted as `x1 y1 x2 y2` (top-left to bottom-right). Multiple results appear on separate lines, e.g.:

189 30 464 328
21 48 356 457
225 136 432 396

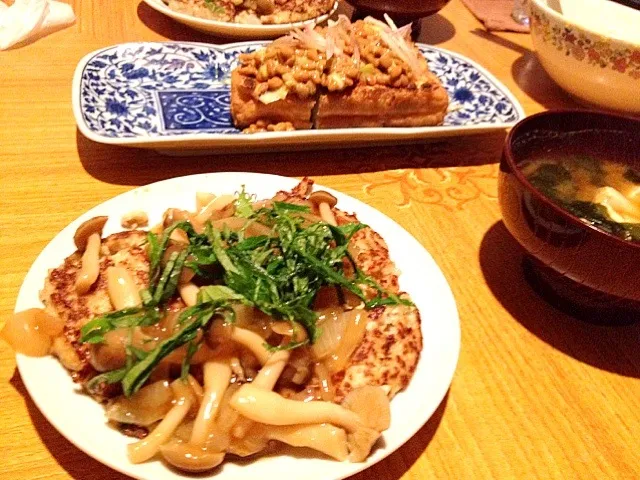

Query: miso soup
521 156 640 241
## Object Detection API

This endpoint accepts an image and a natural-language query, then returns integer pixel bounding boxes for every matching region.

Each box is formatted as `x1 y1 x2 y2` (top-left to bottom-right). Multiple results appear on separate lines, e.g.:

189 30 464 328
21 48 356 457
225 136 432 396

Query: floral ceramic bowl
529 0 640 113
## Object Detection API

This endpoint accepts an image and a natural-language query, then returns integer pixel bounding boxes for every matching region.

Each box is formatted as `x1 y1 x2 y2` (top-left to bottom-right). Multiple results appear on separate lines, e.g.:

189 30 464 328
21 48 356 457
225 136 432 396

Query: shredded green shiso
82 190 411 397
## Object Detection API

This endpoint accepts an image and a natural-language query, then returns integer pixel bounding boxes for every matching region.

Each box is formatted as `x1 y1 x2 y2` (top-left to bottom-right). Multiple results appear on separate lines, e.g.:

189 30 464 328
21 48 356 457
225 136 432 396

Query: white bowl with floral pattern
530 0 640 113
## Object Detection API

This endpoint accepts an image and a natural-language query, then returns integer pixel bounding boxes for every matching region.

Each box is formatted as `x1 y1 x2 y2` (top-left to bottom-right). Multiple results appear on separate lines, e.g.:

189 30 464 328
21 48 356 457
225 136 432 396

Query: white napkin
0 0 75 50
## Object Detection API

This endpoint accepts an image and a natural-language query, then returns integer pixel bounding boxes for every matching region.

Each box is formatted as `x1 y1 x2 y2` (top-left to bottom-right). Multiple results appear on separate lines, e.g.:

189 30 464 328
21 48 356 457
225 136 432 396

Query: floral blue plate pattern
72 42 525 152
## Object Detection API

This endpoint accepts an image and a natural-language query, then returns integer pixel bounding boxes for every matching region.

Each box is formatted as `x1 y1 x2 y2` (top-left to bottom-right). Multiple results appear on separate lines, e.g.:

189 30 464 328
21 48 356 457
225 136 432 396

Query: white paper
0 0 75 50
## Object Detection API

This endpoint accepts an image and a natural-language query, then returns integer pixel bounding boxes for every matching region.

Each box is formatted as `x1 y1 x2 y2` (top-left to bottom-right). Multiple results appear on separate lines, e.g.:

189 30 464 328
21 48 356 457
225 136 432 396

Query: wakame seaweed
565 200 640 242
527 163 571 197
524 155 640 243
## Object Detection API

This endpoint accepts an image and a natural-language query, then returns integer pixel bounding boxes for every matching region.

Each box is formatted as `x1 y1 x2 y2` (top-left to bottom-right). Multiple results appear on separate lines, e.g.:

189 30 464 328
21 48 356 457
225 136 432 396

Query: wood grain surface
0 1 638 479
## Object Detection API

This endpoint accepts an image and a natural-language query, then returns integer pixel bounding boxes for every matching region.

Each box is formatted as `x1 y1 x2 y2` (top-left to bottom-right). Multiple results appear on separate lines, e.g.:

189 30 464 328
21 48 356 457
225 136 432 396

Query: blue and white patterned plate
72 41 525 153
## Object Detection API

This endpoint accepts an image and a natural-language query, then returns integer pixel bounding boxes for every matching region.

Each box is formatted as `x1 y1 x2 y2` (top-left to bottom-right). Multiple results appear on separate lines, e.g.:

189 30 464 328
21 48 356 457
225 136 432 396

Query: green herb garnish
81 190 410 396
204 0 226 14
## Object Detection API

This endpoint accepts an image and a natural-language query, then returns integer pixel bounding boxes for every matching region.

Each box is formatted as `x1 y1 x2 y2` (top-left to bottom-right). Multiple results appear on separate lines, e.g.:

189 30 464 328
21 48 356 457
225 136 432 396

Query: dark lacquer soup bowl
498 110 640 325
347 0 451 36
346 0 451 20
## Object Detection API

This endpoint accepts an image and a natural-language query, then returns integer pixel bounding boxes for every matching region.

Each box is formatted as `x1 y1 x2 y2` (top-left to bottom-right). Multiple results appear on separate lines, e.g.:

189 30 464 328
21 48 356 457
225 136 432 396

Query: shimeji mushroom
229 384 391 461
190 361 233 446
308 191 338 226
158 374 230 474
73 216 108 294
231 322 309 439
73 215 108 252
231 349 291 439
128 380 197 464
207 321 271 365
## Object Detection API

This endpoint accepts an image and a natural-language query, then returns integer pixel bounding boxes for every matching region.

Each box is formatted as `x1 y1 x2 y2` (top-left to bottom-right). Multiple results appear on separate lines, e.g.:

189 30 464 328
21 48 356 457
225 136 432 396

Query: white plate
15 172 460 480
142 0 338 39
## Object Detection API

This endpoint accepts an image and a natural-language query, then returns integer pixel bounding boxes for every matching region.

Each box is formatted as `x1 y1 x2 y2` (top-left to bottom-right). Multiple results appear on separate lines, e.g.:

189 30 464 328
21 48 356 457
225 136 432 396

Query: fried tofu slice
231 17 449 131
231 70 316 129
315 81 448 128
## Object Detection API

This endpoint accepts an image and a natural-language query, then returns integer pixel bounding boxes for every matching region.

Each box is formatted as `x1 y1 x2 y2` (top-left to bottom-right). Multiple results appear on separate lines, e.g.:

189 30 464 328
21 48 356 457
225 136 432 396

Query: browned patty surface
40 181 422 403
40 231 149 384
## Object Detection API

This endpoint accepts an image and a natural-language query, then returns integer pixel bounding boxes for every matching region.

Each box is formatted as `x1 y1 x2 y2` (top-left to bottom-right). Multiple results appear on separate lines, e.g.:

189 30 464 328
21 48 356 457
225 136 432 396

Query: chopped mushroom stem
319 202 337 226
193 194 236 226
346 426 380 462
127 380 195 464
187 375 205 403
196 192 216 212
191 361 233 446
120 210 149 229
229 356 245 381
179 282 200 307
251 349 290 390
228 327 271 365
75 233 101 295
106 266 141 310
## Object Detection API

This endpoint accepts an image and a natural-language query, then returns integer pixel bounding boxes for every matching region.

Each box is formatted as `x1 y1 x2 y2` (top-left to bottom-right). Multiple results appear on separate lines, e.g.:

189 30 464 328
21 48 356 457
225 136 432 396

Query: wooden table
1 1 638 478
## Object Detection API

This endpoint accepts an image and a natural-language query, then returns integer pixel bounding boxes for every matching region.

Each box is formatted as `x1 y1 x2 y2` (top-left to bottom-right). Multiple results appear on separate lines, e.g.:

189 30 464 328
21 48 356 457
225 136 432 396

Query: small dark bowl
347 0 451 36
498 110 640 325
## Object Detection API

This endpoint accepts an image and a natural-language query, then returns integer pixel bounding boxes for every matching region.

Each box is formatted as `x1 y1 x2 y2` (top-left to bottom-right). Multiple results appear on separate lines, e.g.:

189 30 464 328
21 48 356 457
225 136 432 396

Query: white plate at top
142 0 338 39
15 172 460 480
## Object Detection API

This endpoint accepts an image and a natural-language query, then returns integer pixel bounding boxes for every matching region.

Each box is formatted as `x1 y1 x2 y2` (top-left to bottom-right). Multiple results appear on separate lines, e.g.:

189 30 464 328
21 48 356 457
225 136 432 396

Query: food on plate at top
164 0 335 25
522 155 640 242
230 15 449 131
2 178 423 472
